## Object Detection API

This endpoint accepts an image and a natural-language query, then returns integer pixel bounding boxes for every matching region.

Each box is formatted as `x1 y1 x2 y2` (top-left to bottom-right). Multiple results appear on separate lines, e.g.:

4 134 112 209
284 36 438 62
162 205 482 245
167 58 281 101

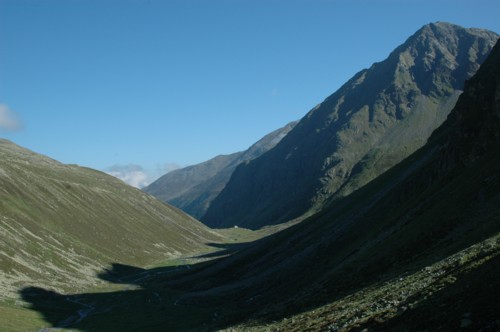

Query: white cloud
0 104 23 132
105 164 149 189
105 163 181 189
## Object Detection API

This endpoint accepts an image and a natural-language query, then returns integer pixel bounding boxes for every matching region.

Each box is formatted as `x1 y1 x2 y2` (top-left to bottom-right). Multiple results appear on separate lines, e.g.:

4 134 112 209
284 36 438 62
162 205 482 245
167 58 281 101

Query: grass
0 139 233 330
0 303 52 332
5 253 243 331
0 172 260 331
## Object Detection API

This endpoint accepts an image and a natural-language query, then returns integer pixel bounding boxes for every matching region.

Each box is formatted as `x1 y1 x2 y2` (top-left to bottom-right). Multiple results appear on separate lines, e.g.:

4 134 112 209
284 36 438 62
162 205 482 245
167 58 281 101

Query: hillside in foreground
0 139 222 303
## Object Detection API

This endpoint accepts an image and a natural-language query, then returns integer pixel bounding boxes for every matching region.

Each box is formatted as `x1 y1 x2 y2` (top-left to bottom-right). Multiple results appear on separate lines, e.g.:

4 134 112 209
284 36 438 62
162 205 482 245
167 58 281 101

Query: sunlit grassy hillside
0 139 222 301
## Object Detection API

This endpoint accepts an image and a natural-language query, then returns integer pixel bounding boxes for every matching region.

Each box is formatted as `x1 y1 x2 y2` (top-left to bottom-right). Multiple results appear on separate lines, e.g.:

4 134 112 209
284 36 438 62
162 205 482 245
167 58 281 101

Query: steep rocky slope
203 22 499 229
0 140 222 300
173 37 500 331
144 121 296 219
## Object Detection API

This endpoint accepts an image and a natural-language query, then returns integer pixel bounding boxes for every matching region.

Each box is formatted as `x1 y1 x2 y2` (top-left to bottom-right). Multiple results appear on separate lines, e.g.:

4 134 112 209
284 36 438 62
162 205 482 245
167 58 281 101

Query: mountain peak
415 21 486 39
202 23 498 229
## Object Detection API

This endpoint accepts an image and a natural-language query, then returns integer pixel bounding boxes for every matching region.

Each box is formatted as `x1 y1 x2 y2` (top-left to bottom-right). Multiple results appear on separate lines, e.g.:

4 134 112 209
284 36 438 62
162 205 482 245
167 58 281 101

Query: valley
1 21 500 332
2 228 272 331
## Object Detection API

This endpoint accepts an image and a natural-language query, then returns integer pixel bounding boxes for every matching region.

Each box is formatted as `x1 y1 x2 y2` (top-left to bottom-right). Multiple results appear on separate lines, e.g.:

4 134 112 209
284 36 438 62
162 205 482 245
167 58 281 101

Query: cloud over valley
105 163 180 188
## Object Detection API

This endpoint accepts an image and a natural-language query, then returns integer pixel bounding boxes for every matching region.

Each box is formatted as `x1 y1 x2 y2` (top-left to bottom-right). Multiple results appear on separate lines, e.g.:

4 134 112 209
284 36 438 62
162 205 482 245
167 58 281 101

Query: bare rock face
203 22 499 229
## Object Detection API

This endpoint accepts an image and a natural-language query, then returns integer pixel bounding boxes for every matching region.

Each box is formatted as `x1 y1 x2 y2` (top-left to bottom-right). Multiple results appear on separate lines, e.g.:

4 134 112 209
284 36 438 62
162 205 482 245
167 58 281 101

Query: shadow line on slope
20 260 225 331
195 241 258 259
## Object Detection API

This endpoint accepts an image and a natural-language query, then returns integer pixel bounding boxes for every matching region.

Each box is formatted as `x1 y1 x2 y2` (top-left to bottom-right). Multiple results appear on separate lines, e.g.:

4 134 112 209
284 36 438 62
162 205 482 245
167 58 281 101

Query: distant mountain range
144 121 296 219
0 139 221 299
202 22 499 229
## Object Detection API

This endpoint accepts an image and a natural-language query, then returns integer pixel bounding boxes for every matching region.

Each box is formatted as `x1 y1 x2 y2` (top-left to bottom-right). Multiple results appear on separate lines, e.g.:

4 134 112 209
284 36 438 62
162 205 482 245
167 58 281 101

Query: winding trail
50 262 192 327
56 297 96 328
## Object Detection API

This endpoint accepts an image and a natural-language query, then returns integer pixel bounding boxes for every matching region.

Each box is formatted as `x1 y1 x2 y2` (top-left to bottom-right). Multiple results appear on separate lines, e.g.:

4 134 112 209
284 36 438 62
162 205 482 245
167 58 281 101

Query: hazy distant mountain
0 139 221 299
203 22 499 229
144 121 297 219
172 37 500 331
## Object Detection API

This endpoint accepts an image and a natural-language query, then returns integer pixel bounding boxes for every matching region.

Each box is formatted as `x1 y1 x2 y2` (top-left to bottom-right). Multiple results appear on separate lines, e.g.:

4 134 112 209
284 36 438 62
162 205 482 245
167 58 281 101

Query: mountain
170 36 500 331
15 26 500 332
0 139 222 300
144 121 296 219
203 22 499 229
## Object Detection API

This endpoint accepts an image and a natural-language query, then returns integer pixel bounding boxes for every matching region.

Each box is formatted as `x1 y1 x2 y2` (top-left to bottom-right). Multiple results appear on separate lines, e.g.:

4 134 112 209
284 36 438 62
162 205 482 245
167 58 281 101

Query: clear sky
1 0 499 187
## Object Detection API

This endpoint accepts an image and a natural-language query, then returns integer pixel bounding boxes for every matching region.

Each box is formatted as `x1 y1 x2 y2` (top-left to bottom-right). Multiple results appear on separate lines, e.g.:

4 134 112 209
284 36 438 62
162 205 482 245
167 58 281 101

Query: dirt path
55 297 96 328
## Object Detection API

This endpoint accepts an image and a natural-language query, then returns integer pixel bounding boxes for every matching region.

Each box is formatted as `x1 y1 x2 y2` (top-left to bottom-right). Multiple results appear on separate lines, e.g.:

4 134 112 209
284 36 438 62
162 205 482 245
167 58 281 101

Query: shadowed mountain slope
171 37 500 331
144 121 296 219
203 22 499 229
0 140 222 299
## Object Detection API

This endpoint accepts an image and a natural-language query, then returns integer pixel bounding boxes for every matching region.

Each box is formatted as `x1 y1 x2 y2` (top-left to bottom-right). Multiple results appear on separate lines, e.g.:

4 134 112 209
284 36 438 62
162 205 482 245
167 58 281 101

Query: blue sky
1 0 499 187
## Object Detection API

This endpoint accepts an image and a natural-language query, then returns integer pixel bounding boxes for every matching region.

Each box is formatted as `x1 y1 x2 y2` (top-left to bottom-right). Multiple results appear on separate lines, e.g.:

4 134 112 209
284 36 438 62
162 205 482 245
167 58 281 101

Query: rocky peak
202 23 499 229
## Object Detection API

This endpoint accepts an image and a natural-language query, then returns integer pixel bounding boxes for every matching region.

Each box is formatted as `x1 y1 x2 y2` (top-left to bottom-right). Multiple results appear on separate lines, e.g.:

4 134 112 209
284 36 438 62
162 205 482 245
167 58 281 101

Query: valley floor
0 226 278 332
3 227 499 331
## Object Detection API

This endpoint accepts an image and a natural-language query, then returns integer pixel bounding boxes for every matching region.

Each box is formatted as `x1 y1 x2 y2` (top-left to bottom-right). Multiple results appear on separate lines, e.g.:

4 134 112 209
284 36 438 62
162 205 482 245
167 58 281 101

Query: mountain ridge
203 22 499 229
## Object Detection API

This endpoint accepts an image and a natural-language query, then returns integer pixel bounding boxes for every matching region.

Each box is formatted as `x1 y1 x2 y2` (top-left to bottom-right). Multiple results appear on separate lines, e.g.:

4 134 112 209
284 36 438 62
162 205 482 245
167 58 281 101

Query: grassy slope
6 224 284 332
0 139 223 328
